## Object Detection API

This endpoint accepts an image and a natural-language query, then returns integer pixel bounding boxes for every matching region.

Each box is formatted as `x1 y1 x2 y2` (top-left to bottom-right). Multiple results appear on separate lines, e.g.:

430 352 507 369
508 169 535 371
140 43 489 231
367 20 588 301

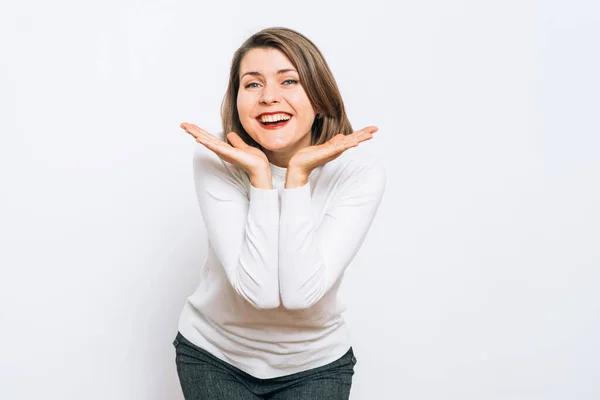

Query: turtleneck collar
268 162 323 182
268 162 288 178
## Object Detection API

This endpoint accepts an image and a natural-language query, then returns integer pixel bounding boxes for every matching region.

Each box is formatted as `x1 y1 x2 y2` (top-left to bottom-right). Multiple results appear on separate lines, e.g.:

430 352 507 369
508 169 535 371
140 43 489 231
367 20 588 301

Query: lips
256 111 292 118
256 115 292 130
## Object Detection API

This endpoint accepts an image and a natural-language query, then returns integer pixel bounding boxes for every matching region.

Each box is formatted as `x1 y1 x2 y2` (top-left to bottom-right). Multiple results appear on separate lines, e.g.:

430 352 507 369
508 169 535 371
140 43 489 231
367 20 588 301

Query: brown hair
220 27 353 148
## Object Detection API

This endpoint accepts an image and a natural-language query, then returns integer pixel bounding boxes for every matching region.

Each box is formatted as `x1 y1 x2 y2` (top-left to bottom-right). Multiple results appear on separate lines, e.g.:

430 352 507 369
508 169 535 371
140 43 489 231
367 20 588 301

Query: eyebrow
240 69 298 79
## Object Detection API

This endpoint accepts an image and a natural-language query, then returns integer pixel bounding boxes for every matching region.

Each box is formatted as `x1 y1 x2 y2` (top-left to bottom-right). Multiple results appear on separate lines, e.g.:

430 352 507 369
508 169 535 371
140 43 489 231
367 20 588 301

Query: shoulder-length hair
221 27 353 148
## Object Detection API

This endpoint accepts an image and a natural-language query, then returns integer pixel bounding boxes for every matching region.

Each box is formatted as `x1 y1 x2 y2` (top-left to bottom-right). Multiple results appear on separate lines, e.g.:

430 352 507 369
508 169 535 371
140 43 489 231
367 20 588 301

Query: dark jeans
173 332 357 399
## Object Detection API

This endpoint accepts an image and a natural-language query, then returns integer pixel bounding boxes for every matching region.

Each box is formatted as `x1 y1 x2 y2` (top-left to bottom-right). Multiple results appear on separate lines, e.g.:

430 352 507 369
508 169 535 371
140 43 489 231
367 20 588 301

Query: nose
259 84 281 105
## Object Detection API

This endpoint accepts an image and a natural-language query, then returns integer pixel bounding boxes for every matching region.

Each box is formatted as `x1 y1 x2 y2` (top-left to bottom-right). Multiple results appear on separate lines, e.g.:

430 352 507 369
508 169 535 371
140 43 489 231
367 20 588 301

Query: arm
192 146 280 309
278 163 387 310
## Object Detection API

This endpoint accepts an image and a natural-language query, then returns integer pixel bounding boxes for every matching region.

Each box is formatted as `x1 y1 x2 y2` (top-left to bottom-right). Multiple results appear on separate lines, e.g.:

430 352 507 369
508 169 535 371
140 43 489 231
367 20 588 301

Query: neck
264 151 292 168
262 132 312 168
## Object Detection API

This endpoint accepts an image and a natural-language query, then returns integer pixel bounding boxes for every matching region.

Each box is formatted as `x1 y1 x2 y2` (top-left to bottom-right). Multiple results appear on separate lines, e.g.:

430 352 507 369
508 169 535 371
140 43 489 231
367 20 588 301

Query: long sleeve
278 163 387 310
192 146 280 309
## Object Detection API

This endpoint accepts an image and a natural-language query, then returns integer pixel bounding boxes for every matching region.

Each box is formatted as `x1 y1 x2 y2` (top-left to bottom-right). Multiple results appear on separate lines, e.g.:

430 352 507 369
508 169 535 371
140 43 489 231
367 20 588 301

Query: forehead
239 48 296 77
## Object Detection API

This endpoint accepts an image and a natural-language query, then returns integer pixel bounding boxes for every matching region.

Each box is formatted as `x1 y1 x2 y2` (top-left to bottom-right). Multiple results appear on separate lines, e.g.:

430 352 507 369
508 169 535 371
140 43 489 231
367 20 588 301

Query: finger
332 127 375 146
227 132 249 149
349 126 378 140
198 135 233 153
180 123 219 143
180 122 209 140
348 128 376 144
351 126 377 137
181 123 226 148
180 123 239 160
197 139 242 165
322 140 358 163
359 126 378 134
324 137 358 157
355 132 374 143
329 134 345 143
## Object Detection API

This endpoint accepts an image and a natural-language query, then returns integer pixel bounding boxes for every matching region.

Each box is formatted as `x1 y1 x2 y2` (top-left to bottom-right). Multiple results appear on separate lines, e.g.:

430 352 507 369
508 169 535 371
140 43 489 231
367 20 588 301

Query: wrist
249 166 273 190
285 167 310 189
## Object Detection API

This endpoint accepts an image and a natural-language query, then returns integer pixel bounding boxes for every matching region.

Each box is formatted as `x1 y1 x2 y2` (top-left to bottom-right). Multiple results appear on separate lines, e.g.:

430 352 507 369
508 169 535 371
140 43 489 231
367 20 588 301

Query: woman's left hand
288 126 378 177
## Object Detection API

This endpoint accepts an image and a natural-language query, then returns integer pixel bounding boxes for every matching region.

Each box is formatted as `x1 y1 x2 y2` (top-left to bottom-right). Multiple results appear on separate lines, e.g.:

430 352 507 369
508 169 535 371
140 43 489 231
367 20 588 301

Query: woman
174 27 386 399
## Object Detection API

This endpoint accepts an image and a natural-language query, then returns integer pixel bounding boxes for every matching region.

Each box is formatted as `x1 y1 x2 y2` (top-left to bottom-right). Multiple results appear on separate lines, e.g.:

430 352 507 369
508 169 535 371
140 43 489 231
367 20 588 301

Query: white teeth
258 113 291 123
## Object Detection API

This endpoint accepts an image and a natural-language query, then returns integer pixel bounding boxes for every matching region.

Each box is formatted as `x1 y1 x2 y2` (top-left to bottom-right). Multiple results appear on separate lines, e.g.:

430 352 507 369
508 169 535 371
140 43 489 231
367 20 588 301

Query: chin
242 119 311 152
255 135 295 151
244 121 292 147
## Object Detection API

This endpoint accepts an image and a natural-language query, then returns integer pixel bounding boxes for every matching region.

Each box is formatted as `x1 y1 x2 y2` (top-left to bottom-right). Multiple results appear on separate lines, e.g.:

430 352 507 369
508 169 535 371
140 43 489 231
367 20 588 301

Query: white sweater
178 132 386 379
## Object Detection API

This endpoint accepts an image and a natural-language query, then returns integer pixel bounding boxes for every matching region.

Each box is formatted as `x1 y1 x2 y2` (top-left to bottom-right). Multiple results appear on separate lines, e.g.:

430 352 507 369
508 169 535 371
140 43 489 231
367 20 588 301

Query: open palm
180 123 269 175
289 126 378 174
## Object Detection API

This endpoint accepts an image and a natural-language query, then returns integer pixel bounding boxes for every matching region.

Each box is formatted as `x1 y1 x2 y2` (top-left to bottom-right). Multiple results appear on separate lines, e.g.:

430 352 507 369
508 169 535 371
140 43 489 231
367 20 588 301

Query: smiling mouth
256 116 292 129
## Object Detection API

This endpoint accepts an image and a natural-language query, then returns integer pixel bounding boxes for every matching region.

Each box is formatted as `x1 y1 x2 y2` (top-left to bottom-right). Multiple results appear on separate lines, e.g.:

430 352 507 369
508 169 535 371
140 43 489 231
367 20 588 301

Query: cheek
288 91 315 117
236 93 253 118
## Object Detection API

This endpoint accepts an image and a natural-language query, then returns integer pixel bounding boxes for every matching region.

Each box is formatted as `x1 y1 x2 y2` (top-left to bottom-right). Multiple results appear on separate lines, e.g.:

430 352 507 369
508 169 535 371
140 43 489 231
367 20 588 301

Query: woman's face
237 47 316 154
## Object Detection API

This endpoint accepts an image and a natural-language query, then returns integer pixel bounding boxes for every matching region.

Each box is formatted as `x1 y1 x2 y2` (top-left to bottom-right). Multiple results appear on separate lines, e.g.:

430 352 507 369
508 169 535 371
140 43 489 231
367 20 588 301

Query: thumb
227 132 248 148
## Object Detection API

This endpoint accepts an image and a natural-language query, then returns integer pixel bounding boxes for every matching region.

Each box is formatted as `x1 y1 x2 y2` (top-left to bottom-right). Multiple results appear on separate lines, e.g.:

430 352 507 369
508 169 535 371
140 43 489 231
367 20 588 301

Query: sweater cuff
280 181 312 213
249 184 279 218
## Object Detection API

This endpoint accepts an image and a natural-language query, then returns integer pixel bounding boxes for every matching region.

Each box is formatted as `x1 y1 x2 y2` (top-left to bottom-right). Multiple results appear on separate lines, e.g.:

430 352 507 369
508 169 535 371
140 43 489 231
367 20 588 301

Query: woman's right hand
180 123 272 185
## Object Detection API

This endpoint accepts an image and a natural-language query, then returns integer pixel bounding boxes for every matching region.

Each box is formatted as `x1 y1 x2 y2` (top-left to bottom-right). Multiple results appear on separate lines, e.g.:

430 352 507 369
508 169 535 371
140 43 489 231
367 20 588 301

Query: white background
1 0 598 399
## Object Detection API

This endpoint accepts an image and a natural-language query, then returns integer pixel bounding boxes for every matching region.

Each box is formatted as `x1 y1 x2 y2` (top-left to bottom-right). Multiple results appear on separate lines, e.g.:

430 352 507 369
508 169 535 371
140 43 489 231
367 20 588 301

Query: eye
245 82 260 89
283 79 298 85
